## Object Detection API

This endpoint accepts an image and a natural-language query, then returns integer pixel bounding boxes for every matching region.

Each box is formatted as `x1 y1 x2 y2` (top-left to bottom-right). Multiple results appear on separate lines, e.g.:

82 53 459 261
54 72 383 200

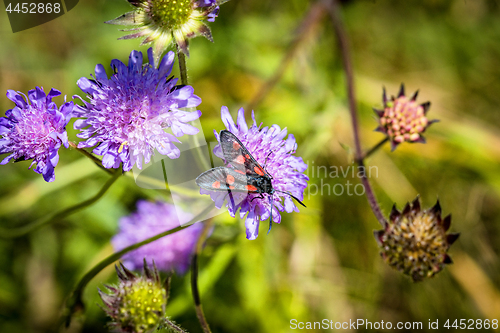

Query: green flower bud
99 260 183 333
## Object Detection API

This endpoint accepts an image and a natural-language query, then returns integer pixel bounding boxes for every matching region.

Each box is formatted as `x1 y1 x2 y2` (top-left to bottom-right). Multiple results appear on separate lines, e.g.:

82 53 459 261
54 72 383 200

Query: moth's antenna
274 190 307 208
263 151 272 170
263 150 274 179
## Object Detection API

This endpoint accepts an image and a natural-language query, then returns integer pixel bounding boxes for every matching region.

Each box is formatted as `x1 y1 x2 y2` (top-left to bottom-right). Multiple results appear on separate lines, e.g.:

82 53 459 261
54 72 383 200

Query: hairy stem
162 318 188 333
326 0 387 227
62 204 214 328
191 219 215 333
0 170 121 238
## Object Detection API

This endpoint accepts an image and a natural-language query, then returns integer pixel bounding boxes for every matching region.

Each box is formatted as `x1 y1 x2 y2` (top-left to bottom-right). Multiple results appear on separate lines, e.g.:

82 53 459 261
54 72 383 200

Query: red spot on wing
254 166 265 176
235 155 245 164
245 154 250 159
246 185 258 192
235 170 245 175
226 175 235 184
212 181 221 189
232 142 241 150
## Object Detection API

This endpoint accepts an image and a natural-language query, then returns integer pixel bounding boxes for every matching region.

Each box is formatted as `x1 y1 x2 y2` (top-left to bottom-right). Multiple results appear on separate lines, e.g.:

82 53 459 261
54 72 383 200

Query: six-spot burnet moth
196 130 306 234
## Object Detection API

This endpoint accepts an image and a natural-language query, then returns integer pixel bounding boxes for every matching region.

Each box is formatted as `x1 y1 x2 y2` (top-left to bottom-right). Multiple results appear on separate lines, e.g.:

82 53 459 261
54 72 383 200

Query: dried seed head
374 196 459 282
374 84 437 151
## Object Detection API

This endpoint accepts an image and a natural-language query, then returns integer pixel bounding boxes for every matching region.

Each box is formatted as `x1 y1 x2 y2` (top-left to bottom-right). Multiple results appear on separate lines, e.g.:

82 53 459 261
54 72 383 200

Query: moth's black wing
219 130 268 177
195 166 251 192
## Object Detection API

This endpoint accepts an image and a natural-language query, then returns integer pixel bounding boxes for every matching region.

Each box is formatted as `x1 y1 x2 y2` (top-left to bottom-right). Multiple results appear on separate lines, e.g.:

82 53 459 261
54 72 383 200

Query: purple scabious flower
201 107 309 240
112 200 204 274
0 87 74 182
73 49 202 172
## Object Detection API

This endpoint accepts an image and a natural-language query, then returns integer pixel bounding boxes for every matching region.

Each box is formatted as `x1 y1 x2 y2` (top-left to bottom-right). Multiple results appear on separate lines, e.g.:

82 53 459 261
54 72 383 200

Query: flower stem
191 218 214 333
161 159 170 191
176 45 211 171
176 46 212 332
326 0 387 227
362 137 389 160
0 170 121 238
69 142 113 175
62 204 214 328
177 47 189 86
246 0 327 113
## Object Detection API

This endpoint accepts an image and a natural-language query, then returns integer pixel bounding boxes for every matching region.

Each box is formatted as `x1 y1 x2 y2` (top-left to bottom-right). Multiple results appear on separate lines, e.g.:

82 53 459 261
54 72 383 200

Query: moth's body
196 166 273 195
195 130 305 233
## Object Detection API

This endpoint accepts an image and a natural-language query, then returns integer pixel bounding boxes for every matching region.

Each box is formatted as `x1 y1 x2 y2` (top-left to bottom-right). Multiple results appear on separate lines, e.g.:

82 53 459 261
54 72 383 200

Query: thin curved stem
361 137 389 160
246 1 327 113
0 170 122 238
69 142 113 175
326 0 387 227
62 204 214 328
190 219 214 333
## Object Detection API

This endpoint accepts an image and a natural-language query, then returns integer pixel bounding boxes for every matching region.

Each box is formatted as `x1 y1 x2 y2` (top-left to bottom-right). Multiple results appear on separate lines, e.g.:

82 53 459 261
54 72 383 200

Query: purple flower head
200 107 309 240
74 48 202 172
195 0 219 22
0 87 74 182
112 200 204 274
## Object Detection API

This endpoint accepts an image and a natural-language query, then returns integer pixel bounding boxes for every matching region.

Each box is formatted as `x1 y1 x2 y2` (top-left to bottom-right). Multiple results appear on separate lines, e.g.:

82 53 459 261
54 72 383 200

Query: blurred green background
1 0 500 332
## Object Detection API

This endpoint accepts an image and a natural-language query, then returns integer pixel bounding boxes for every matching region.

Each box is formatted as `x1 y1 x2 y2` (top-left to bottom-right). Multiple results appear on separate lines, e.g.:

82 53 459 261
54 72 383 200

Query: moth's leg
223 189 236 211
250 193 264 202
267 193 274 234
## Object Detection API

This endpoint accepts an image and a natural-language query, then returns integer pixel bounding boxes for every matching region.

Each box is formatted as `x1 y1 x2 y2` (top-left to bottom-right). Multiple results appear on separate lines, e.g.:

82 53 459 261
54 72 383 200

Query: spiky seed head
374 84 437 151
106 0 222 61
99 260 168 333
374 196 459 282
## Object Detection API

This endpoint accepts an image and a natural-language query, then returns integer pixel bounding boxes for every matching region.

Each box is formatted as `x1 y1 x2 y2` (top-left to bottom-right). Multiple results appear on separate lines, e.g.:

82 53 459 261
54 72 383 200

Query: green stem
0 171 121 238
190 219 214 333
361 137 389 160
69 142 113 175
177 48 189 86
161 159 170 191
123 172 200 197
176 46 211 171
62 204 214 328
